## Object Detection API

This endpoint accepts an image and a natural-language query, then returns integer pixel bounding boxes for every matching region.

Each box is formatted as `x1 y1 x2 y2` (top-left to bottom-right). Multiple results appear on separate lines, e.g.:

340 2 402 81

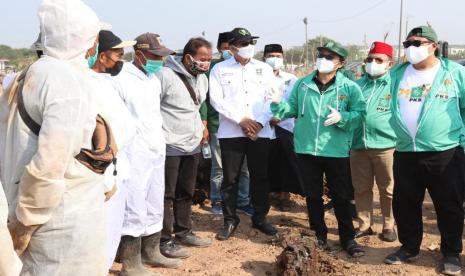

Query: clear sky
1 0 464 52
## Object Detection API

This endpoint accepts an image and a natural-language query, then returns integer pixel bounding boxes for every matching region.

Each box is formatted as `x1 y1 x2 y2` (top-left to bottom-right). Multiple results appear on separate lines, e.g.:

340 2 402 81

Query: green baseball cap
407 25 438 42
317 41 348 60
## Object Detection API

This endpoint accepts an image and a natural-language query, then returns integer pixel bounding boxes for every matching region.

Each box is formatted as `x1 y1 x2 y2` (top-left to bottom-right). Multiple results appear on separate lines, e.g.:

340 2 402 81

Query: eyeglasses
238 39 257 47
365 57 388 64
402 40 432 48
317 52 336 61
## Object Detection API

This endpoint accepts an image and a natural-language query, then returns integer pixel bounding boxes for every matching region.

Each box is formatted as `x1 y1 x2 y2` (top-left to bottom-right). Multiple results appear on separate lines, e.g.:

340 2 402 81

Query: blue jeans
209 133 250 207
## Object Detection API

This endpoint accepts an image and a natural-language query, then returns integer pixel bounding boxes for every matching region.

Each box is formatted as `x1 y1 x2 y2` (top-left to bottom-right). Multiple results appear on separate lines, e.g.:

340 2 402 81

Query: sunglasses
365 57 388 64
237 39 257 47
317 52 336 61
402 40 432 48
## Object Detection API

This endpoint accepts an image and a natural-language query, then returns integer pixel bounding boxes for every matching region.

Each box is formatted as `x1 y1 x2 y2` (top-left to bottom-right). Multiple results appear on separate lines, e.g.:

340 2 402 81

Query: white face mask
265 57 284 70
365 61 389 77
316 58 335 73
405 45 433 65
237 44 255 59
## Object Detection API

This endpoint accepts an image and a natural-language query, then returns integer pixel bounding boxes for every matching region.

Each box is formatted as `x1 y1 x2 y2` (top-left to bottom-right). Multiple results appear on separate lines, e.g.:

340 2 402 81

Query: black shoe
252 221 278 236
384 248 418 265
342 239 365 257
354 227 375 239
380 229 397 242
175 232 212 248
216 223 238 241
160 240 191 259
441 256 462 275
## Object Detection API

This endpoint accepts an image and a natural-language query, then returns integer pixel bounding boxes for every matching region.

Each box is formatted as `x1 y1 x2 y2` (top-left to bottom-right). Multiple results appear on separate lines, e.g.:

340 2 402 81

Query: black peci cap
264 44 283 55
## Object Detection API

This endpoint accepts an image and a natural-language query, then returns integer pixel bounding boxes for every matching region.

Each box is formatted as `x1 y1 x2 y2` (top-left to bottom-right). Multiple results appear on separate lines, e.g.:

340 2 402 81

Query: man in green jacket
271 41 366 257
384 26 465 276
351 41 397 242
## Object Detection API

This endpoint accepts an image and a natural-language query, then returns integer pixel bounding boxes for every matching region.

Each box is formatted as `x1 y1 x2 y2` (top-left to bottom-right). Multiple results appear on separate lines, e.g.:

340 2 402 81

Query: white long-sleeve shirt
209 58 275 139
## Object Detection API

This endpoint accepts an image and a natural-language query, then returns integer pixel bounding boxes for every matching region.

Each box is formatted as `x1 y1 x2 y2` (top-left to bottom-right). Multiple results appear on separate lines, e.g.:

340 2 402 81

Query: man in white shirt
264 44 304 211
210 27 277 240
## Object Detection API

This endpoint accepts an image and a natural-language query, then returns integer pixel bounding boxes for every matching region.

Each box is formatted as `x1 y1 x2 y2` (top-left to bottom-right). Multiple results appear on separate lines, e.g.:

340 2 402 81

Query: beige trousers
350 148 395 231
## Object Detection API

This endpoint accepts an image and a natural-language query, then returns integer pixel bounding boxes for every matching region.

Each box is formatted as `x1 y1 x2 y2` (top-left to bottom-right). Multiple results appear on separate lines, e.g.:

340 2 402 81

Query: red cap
368 41 394 58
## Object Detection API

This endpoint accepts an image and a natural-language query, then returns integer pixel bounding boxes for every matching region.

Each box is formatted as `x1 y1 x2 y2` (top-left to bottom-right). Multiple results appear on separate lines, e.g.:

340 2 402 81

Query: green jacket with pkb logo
271 71 366 158
352 73 396 150
389 58 465 152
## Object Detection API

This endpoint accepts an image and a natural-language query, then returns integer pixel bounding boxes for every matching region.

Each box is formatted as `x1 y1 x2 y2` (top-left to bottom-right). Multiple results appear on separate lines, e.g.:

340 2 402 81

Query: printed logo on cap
370 43 375 50
239 29 250 36
137 43 150 49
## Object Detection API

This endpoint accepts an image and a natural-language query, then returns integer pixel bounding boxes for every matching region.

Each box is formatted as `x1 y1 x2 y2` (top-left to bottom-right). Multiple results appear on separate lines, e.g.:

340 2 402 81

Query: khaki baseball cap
134 33 175 57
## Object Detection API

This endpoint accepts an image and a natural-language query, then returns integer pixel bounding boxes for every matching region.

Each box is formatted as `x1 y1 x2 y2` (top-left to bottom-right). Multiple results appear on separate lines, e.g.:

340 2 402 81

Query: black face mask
105 60 124 76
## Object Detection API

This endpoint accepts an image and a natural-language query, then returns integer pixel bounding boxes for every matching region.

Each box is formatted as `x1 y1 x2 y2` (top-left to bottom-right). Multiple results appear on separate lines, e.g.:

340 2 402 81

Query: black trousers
297 154 355 244
162 153 200 242
393 147 465 257
269 126 305 195
219 137 271 225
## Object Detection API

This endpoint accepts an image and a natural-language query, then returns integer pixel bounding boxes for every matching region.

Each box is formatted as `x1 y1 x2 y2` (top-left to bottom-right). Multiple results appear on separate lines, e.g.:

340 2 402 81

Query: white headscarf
38 0 100 61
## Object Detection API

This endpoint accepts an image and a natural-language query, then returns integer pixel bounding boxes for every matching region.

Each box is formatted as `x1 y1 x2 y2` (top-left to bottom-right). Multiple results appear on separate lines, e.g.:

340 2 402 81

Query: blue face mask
138 51 163 74
143 60 163 74
87 44 99 68
222 50 232 60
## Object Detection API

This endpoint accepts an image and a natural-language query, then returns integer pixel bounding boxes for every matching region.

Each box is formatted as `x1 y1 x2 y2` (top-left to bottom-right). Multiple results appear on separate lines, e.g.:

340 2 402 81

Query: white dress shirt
209 58 275 139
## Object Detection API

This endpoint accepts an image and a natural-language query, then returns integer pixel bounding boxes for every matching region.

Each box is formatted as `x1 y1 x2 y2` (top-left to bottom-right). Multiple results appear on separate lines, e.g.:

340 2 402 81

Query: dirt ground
110 191 463 276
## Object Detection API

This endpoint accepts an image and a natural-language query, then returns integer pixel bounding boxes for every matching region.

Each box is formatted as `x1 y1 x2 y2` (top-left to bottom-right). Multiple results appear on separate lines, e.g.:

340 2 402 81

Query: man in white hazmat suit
111 33 180 275
87 29 139 271
0 0 106 275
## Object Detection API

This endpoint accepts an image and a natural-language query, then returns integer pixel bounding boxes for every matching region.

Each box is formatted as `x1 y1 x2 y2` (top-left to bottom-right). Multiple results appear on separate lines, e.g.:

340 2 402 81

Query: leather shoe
380 228 397 242
216 223 238 241
160 240 191 259
252 221 277 236
175 232 212 248
354 227 375 239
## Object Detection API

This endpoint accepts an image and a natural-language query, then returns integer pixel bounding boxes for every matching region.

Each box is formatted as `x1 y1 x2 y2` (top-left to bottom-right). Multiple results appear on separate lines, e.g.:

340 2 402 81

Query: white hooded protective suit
112 62 166 238
0 0 106 275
